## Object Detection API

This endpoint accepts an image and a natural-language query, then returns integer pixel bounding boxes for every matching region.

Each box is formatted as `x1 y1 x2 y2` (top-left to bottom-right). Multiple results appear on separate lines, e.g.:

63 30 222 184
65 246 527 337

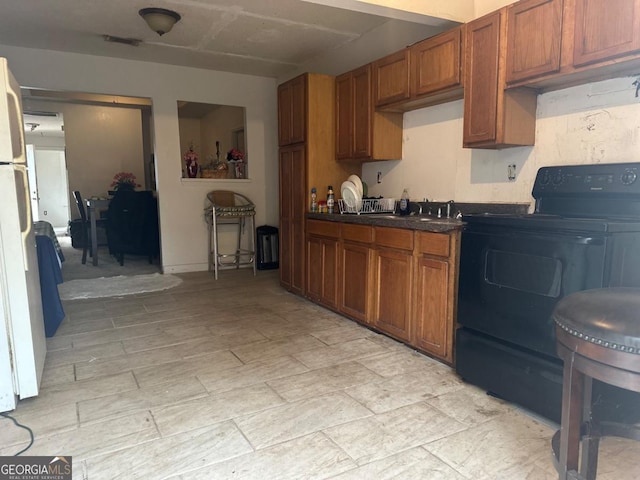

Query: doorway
28 146 70 231
22 90 159 280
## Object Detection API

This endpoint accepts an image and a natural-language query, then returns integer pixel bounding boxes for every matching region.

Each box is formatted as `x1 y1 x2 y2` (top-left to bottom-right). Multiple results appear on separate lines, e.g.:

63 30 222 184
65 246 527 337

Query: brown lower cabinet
305 219 460 364
372 226 414 343
338 223 374 323
306 220 340 310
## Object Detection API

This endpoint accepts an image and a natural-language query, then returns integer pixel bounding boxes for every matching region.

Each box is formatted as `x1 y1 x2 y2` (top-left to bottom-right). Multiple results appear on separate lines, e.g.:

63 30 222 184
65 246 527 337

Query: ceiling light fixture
138 7 181 36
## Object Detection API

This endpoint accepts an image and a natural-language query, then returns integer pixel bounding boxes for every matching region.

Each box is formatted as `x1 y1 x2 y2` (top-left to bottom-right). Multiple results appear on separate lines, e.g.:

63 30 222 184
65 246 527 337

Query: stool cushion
553 288 640 354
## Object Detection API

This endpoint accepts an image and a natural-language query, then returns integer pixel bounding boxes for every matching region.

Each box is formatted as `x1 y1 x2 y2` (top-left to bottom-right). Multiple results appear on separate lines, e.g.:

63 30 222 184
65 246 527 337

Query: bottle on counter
310 187 318 212
399 188 410 216
327 185 335 214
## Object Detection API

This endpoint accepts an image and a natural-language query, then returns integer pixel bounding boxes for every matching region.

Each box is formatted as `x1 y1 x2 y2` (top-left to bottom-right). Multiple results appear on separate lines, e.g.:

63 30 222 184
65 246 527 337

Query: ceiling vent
23 110 58 117
103 35 141 47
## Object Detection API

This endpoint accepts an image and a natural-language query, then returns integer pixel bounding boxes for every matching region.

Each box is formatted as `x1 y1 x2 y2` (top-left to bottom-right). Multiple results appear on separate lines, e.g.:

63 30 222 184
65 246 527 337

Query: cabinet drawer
307 219 340 238
342 223 374 243
375 226 414 251
417 232 450 257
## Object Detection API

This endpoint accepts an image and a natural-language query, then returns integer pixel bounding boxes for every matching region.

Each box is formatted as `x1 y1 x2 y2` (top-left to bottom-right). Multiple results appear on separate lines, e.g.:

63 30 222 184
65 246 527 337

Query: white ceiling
4 0 463 136
0 0 459 79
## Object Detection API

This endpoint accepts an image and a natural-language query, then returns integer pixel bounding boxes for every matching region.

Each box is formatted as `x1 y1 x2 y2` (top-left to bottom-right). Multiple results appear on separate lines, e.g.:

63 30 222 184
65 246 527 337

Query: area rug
58 273 183 300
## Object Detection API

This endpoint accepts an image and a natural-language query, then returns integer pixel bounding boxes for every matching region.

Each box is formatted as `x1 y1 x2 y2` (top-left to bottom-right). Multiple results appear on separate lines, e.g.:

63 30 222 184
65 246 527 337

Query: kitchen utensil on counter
347 175 363 198
340 181 361 209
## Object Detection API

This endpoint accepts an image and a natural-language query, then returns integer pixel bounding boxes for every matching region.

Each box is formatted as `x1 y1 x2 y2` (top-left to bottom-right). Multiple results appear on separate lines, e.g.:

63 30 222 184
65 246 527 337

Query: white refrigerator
0 57 47 412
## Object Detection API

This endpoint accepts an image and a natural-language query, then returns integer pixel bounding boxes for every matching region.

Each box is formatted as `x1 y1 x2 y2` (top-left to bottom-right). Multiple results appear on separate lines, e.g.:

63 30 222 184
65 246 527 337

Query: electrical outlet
507 164 516 181
377 171 382 184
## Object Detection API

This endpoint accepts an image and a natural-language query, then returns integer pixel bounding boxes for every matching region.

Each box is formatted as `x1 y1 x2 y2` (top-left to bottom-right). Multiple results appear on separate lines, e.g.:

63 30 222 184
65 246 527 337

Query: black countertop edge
307 212 463 233
451 202 530 215
307 203 530 233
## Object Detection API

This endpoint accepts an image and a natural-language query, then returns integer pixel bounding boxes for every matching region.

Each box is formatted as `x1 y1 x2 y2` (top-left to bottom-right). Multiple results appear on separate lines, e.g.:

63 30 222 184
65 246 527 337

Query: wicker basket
201 168 229 179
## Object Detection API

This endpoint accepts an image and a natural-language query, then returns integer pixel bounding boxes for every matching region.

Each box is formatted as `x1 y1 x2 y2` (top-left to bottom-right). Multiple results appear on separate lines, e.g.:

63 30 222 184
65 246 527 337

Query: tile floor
2 269 639 479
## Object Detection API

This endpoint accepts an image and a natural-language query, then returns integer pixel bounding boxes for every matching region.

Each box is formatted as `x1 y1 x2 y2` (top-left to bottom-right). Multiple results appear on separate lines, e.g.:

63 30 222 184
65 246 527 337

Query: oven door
458 224 607 358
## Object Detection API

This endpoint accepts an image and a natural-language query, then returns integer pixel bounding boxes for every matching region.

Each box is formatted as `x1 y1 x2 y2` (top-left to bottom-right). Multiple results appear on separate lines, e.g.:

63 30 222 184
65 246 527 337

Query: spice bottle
327 186 335 214
399 188 410 216
310 188 318 212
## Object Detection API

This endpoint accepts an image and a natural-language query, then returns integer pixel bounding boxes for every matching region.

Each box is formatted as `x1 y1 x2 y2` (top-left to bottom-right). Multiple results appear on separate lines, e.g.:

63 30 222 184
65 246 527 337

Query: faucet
409 201 423 216
446 200 455 218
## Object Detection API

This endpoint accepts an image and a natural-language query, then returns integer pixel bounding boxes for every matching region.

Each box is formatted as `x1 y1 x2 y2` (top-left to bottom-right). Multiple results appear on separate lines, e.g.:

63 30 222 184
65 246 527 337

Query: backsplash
361 76 640 206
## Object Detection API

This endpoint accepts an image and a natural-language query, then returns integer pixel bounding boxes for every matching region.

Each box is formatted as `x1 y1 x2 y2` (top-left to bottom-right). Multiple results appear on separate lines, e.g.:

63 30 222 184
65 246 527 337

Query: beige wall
474 0 517 17
24 101 145 219
362 76 640 208
0 44 278 274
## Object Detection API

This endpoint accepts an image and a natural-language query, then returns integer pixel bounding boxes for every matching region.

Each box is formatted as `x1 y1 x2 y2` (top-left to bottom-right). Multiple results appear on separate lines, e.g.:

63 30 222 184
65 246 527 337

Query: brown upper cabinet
506 0 640 88
373 27 464 113
278 75 306 146
336 64 403 161
373 49 411 108
505 0 563 84
463 8 538 149
572 0 640 67
411 27 464 102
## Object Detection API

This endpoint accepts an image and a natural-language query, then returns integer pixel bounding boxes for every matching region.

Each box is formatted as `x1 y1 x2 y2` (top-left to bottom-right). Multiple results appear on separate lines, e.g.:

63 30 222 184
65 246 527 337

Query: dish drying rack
338 198 395 215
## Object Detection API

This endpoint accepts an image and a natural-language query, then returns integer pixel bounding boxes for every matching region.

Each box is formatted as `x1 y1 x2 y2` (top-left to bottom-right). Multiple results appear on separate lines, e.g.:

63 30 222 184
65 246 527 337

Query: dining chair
106 190 160 266
72 191 107 264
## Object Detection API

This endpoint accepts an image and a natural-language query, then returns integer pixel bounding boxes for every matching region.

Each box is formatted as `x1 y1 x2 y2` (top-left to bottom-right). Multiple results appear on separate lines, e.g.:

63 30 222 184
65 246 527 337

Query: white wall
0 45 279 274
362 76 640 208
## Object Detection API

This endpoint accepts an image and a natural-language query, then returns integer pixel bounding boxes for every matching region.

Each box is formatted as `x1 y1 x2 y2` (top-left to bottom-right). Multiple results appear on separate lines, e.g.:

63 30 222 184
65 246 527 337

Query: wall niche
177 101 247 179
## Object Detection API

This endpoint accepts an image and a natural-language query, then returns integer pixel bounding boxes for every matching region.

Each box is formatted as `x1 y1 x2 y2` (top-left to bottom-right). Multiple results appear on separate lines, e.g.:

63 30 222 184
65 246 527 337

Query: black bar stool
552 288 640 480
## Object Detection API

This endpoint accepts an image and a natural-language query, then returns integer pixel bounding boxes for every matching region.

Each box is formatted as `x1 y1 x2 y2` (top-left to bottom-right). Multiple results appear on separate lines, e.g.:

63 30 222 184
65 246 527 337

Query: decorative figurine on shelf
227 148 246 179
183 143 199 178
110 172 140 192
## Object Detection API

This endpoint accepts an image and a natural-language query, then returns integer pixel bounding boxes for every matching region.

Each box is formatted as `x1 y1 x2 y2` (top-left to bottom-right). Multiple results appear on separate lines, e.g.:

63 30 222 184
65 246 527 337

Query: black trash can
256 225 279 270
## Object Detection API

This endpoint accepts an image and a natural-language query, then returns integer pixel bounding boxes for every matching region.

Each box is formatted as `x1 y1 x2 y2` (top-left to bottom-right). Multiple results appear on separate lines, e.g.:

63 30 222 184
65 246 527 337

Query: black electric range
456 162 640 422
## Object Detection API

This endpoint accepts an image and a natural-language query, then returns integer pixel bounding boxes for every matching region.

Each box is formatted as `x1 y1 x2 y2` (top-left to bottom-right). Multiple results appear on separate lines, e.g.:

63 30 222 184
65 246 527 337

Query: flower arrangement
183 144 199 178
183 146 198 164
226 149 245 161
110 172 140 191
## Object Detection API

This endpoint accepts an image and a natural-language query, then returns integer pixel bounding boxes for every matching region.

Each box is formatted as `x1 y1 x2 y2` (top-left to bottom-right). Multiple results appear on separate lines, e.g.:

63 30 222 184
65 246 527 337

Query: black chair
106 190 160 266
72 191 107 265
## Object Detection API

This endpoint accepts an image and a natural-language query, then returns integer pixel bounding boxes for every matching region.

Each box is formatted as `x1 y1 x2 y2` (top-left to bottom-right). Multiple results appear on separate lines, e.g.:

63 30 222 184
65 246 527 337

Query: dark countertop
307 202 530 233
308 212 464 233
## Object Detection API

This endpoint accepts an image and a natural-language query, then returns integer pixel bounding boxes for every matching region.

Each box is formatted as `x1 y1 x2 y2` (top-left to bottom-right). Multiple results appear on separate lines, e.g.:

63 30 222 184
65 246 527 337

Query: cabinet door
340 241 371 323
413 256 451 361
412 28 462 97
278 82 292 147
335 72 354 160
573 0 640 67
373 49 411 107
352 65 373 159
463 11 501 146
505 0 563 83
279 145 306 294
307 236 339 309
278 75 306 146
373 248 413 342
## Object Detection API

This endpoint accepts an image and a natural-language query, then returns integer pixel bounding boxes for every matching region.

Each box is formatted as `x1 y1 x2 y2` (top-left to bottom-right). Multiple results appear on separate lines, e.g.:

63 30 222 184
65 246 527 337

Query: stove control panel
533 162 640 197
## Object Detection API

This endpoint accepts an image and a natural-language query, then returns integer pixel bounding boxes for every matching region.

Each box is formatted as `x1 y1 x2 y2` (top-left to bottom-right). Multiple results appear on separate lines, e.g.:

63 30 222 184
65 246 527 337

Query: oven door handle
504 232 605 245
466 228 606 245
